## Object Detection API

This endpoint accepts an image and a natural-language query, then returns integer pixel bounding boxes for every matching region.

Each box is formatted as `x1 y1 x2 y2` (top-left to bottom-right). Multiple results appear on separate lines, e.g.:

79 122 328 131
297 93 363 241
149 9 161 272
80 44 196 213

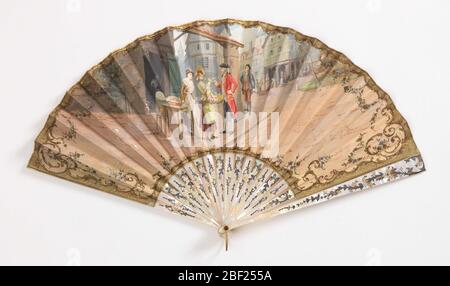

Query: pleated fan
28 19 425 250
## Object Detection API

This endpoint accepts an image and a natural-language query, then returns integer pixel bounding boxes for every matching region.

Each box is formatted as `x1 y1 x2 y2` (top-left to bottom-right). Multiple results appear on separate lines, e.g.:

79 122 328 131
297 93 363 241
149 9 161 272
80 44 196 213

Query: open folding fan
29 19 425 250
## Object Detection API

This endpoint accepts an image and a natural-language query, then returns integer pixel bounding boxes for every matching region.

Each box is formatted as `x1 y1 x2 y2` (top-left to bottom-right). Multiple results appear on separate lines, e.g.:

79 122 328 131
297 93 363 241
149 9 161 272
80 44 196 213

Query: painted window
202 57 209 69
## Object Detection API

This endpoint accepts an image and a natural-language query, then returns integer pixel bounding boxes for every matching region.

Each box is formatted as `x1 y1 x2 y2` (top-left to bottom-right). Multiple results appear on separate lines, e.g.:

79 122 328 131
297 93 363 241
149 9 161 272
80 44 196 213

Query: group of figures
179 63 256 139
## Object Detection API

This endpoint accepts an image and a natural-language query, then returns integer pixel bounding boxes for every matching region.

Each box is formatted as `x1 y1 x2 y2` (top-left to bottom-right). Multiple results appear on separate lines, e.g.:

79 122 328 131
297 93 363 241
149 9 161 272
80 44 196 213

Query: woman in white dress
180 69 200 136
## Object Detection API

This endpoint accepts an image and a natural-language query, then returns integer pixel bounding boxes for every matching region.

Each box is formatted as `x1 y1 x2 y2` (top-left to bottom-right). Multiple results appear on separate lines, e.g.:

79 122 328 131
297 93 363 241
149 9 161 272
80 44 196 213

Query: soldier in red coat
217 63 238 119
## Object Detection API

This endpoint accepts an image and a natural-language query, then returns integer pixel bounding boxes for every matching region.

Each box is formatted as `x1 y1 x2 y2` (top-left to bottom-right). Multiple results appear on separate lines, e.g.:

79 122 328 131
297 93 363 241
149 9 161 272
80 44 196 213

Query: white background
0 0 449 265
